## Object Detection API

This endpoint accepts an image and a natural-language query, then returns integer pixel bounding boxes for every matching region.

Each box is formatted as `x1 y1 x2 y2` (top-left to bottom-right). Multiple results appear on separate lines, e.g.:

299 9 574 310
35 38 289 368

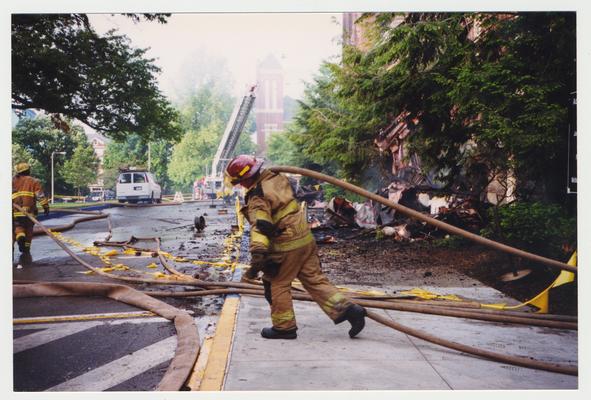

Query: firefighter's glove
242 251 267 281
44 206 50 216
262 253 283 279
256 220 284 238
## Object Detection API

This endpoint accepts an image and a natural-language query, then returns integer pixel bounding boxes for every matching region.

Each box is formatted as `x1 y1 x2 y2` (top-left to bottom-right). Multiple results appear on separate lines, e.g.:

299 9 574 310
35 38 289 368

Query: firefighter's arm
34 179 49 215
246 195 273 253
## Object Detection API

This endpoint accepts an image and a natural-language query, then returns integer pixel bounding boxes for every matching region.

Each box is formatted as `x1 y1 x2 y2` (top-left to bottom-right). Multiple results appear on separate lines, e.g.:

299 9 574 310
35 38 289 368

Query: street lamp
51 151 66 204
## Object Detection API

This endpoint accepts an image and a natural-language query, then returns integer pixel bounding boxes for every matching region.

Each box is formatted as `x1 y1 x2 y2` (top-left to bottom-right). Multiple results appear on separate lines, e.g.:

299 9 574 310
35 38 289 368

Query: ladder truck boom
211 85 256 179
201 85 256 199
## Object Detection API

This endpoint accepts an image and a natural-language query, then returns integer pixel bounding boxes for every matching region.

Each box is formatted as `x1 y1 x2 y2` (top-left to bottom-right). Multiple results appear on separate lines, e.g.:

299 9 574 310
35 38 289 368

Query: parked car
103 189 116 200
116 169 162 203
84 194 101 202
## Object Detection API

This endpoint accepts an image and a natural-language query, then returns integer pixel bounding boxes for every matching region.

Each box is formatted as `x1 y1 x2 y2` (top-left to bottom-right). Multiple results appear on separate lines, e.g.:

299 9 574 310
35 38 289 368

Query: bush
323 183 366 203
481 202 576 261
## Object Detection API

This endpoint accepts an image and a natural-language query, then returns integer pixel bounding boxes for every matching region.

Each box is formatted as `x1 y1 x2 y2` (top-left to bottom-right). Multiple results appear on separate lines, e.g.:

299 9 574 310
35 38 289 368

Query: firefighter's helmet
224 155 263 185
15 162 31 174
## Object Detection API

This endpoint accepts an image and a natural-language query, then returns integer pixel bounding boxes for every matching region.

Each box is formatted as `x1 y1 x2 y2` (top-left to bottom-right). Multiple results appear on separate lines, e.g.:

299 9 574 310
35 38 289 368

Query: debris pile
301 176 485 243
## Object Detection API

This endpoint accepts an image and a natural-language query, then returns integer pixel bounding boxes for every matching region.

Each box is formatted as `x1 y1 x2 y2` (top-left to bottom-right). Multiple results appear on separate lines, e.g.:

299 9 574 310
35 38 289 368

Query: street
13 201 240 391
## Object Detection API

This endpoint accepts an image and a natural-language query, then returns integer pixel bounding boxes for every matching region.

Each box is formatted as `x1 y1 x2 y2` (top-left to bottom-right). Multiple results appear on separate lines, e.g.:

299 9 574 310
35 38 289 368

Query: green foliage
266 131 300 166
178 83 234 133
12 14 181 142
168 79 256 191
481 202 576 260
168 123 221 190
290 64 384 184
322 184 365 204
12 116 86 193
60 143 99 196
291 12 575 204
102 134 174 191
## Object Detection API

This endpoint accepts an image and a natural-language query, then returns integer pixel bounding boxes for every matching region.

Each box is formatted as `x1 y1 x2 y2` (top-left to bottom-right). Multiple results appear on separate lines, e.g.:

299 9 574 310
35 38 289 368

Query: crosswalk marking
13 316 169 332
14 321 102 353
45 335 178 392
13 310 157 324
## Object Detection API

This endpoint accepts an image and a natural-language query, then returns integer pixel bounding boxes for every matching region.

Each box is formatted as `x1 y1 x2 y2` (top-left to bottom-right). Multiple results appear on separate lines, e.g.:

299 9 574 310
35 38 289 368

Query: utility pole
51 151 66 204
148 142 151 172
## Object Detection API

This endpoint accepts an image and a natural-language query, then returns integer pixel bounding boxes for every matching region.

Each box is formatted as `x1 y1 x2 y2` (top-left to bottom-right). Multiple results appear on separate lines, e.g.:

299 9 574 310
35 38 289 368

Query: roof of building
258 54 283 70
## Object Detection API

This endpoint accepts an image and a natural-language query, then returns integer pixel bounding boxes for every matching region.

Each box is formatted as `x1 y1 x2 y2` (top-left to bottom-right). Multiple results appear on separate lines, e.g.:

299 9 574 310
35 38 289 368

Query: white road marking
14 322 102 353
45 335 178 392
13 316 169 332
13 310 157 324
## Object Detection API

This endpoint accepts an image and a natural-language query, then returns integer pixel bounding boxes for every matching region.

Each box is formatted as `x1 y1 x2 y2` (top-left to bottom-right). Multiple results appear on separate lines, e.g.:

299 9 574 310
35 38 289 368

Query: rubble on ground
300 174 485 243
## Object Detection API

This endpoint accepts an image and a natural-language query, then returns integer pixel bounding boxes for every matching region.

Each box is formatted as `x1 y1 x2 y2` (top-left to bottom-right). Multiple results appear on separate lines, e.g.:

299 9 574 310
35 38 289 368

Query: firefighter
12 162 49 263
225 155 366 340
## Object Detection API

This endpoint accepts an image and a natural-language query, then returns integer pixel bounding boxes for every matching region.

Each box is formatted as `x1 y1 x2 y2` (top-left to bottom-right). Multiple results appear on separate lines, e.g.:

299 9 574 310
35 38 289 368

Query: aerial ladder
201 85 256 199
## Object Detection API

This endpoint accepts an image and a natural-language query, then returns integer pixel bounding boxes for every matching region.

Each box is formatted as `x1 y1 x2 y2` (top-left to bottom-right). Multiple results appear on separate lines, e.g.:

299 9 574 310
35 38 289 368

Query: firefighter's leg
295 242 351 320
23 218 34 254
14 218 27 253
265 252 300 333
296 242 366 337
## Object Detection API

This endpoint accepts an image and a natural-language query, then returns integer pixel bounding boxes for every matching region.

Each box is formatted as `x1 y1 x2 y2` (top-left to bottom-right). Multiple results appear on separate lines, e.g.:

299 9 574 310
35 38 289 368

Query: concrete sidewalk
212 286 577 391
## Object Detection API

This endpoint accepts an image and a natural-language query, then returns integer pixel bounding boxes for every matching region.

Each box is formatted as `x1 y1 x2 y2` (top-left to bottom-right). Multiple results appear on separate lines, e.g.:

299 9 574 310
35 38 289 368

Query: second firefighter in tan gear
225 155 366 339
12 162 49 261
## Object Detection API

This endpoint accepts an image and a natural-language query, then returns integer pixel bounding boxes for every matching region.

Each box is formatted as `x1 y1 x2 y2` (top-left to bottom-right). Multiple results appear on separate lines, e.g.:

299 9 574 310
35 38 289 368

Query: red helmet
225 155 263 184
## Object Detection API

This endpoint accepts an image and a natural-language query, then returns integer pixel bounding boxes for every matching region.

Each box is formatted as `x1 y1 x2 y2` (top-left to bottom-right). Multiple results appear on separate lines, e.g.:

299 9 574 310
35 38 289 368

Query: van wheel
156 195 162 204
118 199 125 203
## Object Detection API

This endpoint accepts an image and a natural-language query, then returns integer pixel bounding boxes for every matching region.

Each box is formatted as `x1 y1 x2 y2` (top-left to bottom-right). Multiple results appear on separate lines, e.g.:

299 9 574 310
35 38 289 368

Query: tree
12 116 86 193
169 76 257 191
60 143 99 196
289 65 386 186
102 134 174 192
12 14 182 142
12 143 45 185
168 123 221 191
266 129 304 167
293 13 575 204
177 82 234 133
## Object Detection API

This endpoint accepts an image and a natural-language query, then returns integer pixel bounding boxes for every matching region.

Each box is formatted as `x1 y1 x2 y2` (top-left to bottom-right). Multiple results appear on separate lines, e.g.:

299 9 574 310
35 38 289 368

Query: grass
49 200 118 209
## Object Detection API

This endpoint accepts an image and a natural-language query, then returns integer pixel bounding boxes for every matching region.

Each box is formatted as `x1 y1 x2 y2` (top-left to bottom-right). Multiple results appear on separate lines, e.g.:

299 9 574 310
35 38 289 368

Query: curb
197 296 241 391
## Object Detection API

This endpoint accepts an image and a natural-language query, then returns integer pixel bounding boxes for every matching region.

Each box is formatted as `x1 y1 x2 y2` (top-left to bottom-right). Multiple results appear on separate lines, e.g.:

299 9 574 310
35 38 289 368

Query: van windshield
119 173 132 184
133 173 147 183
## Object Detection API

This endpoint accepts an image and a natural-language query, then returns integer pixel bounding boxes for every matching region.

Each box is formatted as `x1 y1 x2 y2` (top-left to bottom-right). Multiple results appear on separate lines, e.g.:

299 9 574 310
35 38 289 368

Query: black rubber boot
17 236 26 253
261 327 297 340
19 251 33 268
335 304 366 338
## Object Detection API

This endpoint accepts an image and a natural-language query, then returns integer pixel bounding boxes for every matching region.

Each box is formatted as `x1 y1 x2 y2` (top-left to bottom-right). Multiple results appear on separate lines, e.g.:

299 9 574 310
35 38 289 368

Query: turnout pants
264 241 351 331
13 216 34 252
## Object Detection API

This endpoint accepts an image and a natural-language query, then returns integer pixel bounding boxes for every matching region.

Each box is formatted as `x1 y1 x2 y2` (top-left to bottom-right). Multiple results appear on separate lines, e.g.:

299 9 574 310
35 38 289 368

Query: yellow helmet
15 162 31 174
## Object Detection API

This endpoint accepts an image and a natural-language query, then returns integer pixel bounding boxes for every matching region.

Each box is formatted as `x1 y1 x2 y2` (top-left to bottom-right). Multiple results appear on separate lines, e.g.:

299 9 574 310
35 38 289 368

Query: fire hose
269 166 576 273
13 203 578 380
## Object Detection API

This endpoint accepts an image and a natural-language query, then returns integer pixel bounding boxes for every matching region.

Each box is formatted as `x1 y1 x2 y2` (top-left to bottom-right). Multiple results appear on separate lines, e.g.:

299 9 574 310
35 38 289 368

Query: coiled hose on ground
13 191 578 380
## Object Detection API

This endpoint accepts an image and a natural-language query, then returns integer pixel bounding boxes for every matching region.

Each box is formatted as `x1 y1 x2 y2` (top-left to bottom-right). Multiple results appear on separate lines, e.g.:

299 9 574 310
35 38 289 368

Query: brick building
255 54 284 155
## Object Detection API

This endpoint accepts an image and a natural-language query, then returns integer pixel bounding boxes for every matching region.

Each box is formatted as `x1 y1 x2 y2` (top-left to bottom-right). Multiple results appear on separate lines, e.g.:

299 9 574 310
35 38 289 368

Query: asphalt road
12 200 241 392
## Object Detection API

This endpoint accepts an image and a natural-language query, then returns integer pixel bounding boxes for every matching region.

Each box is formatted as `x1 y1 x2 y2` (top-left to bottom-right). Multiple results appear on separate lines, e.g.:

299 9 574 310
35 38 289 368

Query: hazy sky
89 13 343 100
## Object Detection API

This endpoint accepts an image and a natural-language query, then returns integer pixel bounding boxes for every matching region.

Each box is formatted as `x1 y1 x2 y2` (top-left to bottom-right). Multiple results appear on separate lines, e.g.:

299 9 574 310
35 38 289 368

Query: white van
116 170 162 203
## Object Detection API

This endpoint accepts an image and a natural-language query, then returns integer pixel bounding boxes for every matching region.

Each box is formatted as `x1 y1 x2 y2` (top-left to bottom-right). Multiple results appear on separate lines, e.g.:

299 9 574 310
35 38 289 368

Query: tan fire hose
13 281 199 391
12 203 577 379
144 288 577 376
33 212 108 236
269 166 576 273
144 288 576 330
